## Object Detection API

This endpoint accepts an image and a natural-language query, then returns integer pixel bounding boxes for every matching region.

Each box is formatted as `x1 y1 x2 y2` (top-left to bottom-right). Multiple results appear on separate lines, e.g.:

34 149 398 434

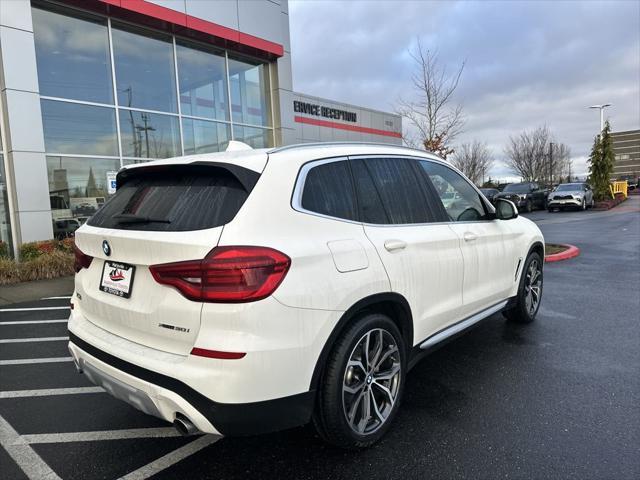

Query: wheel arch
515 241 544 287
528 241 545 260
309 292 413 391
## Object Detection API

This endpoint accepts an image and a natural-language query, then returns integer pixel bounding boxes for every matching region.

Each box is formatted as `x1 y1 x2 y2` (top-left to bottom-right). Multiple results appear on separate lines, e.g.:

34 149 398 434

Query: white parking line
0 336 68 344
0 319 68 325
120 435 219 479
0 387 103 399
0 306 69 312
41 296 72 300
22 427 182 444
0 357 73 366
0 414 62 480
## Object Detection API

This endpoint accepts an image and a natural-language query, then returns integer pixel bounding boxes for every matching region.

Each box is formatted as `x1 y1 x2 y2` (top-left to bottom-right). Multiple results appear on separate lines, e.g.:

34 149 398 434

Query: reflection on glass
41 100 118 156
228 57 270 126
233 125 272 149
33 7 113 104
112 24 177 113
119 110 180 158
183 118 230 154
177 42 228 121
0 154 12 254
47 156 120 238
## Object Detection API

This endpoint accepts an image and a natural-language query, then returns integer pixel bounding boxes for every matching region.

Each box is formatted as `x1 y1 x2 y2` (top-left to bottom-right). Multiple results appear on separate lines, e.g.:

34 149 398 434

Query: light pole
588 104 611 132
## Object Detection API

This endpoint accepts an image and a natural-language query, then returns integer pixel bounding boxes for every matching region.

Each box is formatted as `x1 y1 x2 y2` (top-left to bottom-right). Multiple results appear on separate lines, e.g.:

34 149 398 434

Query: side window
301 160 358 221
419 161 488 222
350 160 388 224
358 158 440 224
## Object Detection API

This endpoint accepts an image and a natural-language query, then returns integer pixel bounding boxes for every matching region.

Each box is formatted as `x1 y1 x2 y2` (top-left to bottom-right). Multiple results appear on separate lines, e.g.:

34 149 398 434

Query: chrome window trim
291 153 497 227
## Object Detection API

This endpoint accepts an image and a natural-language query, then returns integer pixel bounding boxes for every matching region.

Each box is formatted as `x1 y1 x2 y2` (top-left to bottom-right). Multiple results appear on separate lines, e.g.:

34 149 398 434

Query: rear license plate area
100 261 136 298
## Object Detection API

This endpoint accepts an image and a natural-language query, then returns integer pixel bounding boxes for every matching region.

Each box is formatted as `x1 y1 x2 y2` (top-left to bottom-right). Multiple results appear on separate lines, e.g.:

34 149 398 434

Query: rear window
88 165 257 231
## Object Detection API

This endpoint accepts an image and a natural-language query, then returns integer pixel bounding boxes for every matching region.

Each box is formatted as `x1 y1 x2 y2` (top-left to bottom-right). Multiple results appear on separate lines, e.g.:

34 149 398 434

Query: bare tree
551 142 572 183
504 126 550 182
504 126 572 184
451 140 493 185
397 40 465 159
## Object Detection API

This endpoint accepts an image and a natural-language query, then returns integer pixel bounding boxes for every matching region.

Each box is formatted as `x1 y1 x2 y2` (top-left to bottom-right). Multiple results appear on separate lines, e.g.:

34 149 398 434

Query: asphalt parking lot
1 197 639 480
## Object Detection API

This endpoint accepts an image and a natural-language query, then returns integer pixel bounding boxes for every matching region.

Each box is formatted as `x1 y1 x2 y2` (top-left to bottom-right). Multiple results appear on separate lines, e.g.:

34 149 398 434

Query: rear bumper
69 332 315 436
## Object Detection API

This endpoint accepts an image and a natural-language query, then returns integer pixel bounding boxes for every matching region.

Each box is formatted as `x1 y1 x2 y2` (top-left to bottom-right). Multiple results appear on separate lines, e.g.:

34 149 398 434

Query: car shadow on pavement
151 314 530 480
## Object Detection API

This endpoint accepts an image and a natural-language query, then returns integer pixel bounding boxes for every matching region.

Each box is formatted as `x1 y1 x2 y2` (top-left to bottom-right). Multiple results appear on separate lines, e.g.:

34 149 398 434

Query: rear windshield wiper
112 213 171 224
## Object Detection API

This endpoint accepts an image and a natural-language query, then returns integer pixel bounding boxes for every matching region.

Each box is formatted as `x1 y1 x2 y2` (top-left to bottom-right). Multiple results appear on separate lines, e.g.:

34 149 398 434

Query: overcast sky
288 0 640 180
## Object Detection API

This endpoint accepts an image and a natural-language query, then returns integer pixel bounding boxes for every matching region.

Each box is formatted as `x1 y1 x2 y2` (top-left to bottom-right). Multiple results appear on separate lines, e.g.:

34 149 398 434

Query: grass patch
545 243 569 255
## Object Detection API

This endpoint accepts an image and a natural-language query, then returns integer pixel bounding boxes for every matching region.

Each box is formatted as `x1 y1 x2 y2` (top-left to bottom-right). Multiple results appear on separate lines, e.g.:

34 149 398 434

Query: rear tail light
149 246 291 303
73 244 93 273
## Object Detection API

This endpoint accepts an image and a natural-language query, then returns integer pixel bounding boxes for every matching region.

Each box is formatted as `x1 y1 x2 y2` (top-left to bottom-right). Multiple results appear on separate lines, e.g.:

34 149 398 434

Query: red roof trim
120 0 186 26
294 116 402 139
97 0 283 57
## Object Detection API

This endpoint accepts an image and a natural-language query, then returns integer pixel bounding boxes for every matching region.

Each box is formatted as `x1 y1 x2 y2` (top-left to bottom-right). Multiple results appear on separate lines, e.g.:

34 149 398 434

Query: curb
545 244 580 263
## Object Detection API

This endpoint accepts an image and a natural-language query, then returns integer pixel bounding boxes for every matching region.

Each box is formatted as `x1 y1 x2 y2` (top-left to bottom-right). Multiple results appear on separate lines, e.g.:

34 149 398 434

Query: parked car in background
479 188 500 204
547 183 594 211
68 142 544 449
52 218 82 239
495 182 548 212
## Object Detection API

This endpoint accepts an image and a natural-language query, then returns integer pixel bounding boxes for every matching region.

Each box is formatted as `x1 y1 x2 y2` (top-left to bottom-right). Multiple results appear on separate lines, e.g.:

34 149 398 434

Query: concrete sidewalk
0 276 74 306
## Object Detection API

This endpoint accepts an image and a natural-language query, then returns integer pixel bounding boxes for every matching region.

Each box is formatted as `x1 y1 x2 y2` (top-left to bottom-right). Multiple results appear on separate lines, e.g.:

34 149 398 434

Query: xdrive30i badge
102 240 111 256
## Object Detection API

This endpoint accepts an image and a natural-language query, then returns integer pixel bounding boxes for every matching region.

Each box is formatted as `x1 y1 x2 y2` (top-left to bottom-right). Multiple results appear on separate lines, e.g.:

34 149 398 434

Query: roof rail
268 141 438 157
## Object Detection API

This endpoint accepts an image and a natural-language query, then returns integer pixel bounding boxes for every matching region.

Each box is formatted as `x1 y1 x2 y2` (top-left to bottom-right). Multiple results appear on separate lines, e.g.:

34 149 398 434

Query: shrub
0 240 75 285
20 240 64 261
59 237 75 254
0 241 9 258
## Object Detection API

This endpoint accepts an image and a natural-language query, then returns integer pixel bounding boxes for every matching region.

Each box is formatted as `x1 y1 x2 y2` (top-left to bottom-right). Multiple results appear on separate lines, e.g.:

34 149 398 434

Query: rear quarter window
300 160 358 221
88 165 258 231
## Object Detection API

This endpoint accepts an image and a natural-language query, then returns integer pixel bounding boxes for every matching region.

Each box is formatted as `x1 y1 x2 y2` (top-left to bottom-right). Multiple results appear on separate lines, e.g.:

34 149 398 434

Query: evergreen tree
588 120 615 200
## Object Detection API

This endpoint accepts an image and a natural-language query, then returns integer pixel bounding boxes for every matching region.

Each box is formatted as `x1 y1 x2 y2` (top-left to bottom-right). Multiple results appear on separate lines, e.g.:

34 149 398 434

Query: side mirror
495 198 518 220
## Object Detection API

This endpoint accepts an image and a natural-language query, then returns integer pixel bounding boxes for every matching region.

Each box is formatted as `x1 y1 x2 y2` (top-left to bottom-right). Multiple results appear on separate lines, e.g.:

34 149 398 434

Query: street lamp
588 104 612 132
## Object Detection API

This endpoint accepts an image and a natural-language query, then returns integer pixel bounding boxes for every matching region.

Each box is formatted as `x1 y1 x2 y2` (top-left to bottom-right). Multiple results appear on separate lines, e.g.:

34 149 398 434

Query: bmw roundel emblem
102 240 111 257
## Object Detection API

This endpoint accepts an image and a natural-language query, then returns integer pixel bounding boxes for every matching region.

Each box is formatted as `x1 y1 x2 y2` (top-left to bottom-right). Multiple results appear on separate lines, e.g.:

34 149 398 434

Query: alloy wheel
342 328 401 435
523 259 542 315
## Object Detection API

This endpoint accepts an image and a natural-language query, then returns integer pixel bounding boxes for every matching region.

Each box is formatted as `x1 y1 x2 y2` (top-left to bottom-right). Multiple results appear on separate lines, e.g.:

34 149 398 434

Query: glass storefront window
182 118 230 155
47 156 120 238
177 42 229 121
33 7 113 104
112 24 177 113
228 57 270 127
119 110 181 159
233 125 271 149
0 154 12 255
41 100 118 156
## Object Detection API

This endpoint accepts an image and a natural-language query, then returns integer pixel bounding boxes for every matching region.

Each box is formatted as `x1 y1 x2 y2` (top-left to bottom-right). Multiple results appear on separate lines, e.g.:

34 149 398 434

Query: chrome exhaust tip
173 413 200 436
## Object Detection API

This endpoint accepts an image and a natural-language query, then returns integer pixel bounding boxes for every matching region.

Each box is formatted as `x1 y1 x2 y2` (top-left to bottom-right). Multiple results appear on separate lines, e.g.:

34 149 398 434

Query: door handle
384 239 407 252
463 232 478 242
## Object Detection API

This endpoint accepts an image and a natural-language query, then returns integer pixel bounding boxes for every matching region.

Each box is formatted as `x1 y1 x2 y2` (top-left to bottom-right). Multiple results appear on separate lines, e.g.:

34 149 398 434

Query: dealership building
0 0 402 255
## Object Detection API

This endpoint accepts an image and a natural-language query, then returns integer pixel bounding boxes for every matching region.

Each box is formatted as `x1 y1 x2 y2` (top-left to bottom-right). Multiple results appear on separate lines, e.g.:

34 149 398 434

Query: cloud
289 0 640 179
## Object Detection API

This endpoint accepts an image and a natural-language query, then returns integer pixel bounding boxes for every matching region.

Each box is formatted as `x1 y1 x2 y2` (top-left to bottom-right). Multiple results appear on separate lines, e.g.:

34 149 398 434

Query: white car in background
68 142 544 448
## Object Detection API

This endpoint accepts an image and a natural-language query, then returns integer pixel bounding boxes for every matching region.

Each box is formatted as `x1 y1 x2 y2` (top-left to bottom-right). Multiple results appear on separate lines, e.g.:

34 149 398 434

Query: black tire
525 199 533 213
581 198 586 211
503 252 543 324
547 207 554 213
313 313 406 449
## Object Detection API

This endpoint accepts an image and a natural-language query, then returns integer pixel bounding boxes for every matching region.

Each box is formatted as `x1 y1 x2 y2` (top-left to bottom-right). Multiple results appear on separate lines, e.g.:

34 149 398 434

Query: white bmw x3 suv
68 142 544 448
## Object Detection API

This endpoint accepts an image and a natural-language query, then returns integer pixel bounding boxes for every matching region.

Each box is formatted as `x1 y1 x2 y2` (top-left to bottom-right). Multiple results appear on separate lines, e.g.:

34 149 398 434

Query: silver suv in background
547 183 594 211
